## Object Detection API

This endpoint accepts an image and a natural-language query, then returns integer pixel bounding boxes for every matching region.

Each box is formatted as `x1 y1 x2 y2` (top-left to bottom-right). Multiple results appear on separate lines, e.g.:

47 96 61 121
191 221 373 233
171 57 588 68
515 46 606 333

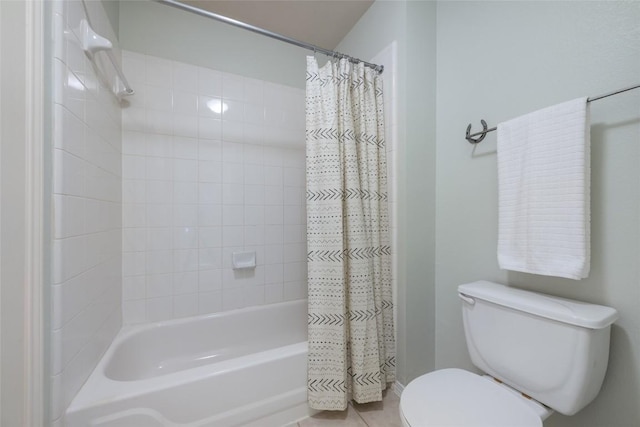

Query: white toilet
400 280 618 427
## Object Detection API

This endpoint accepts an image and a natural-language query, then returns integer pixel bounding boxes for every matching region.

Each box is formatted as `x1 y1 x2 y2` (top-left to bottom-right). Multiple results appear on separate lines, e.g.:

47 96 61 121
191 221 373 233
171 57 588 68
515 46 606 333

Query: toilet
400 280 618 427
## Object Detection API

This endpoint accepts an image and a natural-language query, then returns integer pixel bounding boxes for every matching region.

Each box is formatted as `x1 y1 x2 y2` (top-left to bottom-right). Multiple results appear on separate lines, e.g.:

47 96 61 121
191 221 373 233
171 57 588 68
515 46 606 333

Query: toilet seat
400 368 543 427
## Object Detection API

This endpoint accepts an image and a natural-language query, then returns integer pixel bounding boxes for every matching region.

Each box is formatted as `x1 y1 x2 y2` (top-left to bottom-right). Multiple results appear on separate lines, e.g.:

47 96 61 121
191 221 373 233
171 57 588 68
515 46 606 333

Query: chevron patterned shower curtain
305 56 395 411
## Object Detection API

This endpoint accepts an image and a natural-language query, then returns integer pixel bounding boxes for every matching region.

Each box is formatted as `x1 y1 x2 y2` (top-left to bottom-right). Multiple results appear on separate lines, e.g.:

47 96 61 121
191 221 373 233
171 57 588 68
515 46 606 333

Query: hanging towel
497 97 590 280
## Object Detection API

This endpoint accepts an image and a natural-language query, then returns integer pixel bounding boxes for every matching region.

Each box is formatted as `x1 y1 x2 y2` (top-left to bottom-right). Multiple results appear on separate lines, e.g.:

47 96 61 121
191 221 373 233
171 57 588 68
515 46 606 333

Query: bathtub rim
66 299 308 415
116 298 307 341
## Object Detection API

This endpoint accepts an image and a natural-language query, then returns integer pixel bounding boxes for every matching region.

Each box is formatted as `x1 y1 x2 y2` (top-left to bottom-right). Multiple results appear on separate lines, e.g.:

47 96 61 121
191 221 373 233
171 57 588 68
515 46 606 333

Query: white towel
497 97 590 280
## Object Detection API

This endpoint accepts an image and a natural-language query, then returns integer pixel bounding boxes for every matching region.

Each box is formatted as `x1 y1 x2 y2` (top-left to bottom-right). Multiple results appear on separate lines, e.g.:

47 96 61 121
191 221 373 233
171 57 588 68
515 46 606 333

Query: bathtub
66 300 313 427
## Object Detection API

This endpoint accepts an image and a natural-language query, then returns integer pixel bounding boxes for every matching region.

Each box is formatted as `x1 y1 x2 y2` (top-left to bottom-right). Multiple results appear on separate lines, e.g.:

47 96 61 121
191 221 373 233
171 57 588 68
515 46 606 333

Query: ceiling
181 0 374 50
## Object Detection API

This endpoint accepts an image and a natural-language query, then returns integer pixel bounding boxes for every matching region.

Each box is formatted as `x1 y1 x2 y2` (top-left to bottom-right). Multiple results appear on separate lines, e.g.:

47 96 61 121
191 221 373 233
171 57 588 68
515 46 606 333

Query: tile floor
291 390 402 427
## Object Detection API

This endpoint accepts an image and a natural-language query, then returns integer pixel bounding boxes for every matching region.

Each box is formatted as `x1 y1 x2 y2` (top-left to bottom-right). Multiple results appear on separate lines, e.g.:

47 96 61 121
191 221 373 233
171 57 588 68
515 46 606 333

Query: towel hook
466 120 489 144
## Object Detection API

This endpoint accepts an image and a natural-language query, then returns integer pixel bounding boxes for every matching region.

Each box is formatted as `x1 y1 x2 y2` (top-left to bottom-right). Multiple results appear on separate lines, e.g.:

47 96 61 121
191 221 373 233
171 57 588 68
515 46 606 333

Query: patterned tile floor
290 391 402 427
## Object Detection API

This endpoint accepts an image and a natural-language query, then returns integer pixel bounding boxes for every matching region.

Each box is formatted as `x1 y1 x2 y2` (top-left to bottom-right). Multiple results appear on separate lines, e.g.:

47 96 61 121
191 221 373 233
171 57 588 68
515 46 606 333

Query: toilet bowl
400 369 552 427
399 281 618 427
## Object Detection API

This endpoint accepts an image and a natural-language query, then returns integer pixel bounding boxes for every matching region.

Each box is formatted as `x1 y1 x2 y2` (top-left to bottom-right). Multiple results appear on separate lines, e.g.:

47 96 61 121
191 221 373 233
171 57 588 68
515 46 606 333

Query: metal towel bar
465 83 640 144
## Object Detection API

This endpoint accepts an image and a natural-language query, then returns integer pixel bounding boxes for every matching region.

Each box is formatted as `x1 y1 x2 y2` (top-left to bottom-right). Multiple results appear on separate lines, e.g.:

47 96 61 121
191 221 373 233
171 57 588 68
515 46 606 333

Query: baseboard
393 380 405 397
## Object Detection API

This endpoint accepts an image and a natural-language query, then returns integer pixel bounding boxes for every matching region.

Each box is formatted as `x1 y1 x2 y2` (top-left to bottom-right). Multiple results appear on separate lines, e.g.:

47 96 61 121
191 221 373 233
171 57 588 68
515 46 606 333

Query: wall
1 1 28 424
121 51 307 323
118 0 305 89
101 0 120 37
336 0 438 386
50 0 123 424
435 2 640 426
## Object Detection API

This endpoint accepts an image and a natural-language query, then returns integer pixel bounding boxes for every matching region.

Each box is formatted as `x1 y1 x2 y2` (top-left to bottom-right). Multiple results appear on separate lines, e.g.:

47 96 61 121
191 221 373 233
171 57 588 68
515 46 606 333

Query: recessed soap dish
232 251 256 270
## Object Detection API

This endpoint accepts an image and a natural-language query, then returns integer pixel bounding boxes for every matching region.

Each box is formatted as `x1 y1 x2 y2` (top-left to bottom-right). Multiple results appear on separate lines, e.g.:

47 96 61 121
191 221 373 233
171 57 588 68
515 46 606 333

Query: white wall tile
265 225 284 245
54 195 86 239
146 110 173 135
147 228 173 251
265 205 284 225
174 159 199 182
198 68 222 97
146 134 173 158
198 117 222 140
199 227 222 248
173 182 198 204
145 85 172 111
265 263 284 284
222 226 244 247
123 275 147 303
146 157 173 180
122 252 146 277
54 149 85 197
123 228 146 252
146 274 173 298
173 136 198 159
146 204 173 227
123 131 146 156
173 271 198 295
173 114 198 138
174 226 198 249
223 100 244 122
146 250 173 274
121 51 307 324
146 180 173 204
243 77 264 104
173 294 198 318
123 299 146 324
198 96 223 118
243 104 264 125
174 205 198 226
284 243 306 263
198 291 222 314
146 297 173 321
244 205 264 225
146 57 173 87
222 73 244 101
198 204 222 227
265 283 284 304
283 281 307 301
173 62 198 93
222 120 244 143
222 183 244 205
175 249 199 272
198 139 222 161
198 160 222 183
222 288 244 311
52 3 123 421
265 186 284 205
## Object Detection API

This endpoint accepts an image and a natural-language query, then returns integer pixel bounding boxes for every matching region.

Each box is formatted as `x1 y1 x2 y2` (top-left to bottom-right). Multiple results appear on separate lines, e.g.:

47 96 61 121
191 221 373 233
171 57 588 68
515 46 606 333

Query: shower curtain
305 56 395 411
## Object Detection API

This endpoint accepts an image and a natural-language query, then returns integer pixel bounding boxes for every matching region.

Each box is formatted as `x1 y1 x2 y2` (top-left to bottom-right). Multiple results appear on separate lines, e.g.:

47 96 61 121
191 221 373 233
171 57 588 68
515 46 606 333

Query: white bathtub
66 300 313 427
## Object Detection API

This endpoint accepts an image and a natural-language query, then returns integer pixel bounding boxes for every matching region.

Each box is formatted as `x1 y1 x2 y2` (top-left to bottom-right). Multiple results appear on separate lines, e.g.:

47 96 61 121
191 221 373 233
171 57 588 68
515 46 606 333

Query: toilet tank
458 281 618 416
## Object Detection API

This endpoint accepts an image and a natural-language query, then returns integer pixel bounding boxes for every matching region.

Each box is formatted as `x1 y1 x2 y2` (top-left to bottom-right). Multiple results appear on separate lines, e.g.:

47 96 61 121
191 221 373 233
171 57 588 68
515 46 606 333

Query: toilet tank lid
458 281 618 329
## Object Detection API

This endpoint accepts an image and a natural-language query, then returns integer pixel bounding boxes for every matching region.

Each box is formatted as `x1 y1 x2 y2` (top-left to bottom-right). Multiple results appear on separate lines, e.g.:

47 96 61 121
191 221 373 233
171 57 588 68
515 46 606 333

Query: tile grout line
351 402 371 427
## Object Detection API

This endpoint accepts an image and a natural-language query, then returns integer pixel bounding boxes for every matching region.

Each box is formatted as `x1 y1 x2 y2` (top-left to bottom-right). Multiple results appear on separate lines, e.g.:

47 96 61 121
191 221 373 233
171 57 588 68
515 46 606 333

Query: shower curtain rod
152 0 384 73
465 82 640 144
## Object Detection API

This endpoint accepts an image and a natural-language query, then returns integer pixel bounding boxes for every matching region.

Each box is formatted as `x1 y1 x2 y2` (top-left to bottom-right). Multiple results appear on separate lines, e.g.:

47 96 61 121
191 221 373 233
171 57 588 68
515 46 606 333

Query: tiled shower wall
50 0 122 424
121 51 307 324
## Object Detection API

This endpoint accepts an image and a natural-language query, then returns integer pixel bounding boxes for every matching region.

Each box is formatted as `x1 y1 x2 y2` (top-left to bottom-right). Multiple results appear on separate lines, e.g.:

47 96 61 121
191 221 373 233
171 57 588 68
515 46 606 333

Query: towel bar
465 83 640 144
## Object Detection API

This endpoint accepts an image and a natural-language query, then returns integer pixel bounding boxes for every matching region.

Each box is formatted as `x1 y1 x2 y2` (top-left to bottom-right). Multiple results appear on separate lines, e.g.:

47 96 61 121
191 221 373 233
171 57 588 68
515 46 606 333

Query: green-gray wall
342 0 639 425
435 2 640 426
101 0 119 37
118 0 305 87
